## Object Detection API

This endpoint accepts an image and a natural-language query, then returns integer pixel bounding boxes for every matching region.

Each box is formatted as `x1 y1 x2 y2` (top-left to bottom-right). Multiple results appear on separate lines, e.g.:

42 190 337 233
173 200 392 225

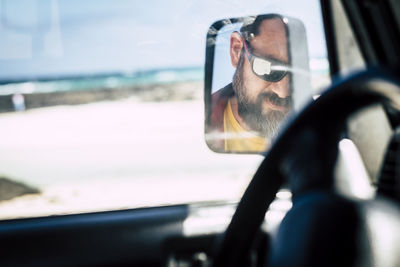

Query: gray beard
232 54 287 139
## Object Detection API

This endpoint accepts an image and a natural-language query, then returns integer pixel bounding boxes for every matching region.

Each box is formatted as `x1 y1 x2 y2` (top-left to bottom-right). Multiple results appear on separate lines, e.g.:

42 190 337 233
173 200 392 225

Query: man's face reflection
232 18 291 139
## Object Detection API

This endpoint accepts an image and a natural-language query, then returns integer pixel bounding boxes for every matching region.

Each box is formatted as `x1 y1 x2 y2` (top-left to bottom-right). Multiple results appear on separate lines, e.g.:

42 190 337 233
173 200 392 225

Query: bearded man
209 14 293 152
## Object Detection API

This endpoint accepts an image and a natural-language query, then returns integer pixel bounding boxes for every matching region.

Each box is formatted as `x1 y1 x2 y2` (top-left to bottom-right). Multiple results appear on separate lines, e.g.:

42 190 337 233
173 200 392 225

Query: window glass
331 0 365 76
0 0 329 219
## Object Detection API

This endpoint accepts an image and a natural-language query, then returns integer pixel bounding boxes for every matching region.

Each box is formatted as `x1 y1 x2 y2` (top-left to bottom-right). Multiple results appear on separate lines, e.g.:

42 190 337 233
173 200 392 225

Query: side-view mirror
204 14 312 154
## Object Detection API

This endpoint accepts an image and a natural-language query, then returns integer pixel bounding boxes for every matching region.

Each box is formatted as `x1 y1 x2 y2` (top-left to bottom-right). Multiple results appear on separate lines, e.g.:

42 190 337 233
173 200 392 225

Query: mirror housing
204 14 312 154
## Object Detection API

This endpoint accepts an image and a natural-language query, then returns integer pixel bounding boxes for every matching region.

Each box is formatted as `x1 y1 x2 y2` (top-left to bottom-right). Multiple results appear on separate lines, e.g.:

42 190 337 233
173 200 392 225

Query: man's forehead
249 18 288 61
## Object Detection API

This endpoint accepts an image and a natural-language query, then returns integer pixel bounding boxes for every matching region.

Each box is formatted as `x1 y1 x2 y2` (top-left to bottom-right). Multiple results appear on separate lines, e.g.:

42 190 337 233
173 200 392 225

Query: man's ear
230 31 244 68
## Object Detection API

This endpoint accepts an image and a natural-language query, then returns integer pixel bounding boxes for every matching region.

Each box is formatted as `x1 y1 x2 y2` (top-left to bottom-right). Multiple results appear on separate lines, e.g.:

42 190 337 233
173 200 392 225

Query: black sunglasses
242 37 289 82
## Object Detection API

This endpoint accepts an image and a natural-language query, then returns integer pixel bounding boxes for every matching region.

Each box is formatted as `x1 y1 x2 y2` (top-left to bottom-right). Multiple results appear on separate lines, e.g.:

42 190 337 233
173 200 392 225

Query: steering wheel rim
212 68 400 267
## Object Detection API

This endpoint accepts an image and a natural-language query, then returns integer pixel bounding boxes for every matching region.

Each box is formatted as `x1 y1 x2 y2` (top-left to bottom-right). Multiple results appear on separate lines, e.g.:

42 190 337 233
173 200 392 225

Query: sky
0 0 326 80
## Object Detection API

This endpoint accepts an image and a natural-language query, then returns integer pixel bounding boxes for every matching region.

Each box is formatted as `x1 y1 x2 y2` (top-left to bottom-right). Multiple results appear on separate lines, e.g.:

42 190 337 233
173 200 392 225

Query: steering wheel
212 68 400 267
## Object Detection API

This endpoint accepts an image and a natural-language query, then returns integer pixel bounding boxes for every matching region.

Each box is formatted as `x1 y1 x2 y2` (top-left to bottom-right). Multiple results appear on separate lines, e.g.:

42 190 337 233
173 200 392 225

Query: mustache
260 92 292 108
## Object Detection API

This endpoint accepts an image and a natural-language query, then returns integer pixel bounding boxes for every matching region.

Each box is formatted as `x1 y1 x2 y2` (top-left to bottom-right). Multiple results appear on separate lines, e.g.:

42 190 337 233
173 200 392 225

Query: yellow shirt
223 99 268 152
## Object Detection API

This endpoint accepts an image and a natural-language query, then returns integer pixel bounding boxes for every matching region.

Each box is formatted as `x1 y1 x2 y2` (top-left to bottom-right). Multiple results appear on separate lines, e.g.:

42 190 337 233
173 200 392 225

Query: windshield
0 0 329 219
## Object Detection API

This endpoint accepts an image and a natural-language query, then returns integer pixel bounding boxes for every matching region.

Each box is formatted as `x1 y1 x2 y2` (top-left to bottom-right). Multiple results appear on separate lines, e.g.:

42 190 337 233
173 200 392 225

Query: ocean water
0 58 329 95
0 67 205 95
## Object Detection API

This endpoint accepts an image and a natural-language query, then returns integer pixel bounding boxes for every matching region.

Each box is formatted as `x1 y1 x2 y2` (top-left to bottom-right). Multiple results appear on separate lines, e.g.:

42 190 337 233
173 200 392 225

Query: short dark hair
240 14 285 42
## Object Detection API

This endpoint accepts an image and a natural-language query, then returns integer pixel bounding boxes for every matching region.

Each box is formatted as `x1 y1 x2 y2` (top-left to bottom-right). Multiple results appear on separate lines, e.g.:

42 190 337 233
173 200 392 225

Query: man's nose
268 76 290 99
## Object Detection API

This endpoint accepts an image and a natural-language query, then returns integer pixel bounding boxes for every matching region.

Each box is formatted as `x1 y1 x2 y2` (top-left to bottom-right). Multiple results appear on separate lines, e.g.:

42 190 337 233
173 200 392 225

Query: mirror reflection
205 14 311 153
